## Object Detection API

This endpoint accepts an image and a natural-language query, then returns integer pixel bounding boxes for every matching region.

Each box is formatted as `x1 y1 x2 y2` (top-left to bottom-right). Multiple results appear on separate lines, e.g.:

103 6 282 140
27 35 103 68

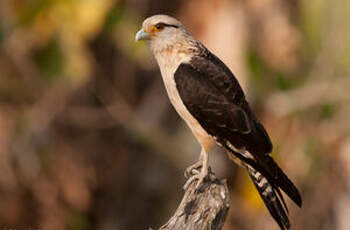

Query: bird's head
135 15 190 53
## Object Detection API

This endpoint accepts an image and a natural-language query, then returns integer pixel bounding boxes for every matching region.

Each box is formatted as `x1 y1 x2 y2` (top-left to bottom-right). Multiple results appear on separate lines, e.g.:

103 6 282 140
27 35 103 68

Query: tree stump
157 170 230 230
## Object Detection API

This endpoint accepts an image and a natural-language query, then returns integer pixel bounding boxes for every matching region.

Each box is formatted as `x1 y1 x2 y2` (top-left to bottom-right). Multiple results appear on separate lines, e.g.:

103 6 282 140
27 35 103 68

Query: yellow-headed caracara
136 15 301 229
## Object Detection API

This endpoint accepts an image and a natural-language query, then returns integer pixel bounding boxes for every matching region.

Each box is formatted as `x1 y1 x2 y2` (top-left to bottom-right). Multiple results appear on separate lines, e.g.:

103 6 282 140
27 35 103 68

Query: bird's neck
153 44 191 73
152 37 200 76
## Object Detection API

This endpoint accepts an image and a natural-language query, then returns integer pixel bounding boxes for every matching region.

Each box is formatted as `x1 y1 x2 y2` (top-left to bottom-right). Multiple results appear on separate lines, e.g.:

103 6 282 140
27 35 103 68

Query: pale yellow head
135 15 192 53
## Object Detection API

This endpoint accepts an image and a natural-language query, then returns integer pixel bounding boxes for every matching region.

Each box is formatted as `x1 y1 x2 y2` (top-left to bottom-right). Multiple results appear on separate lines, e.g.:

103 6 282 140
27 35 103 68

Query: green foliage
304 138 323 178
248 49 295 93
20 0 55 25
319 103 337 120
0 28 4 46
247 49 269 91
276 74 292 91
248 49 263 78
67 210 91 230
300 0 327 55
34 37 64 82
104 6 124 33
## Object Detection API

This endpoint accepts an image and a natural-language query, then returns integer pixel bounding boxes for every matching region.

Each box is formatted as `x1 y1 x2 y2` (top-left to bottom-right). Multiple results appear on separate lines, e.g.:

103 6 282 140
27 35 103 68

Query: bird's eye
154 23 165 31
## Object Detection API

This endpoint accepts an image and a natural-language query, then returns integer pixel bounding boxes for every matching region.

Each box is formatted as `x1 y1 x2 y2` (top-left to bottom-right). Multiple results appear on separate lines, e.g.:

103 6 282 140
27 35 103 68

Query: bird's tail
247 166 290 230
224 144 302 207
261 155 302 208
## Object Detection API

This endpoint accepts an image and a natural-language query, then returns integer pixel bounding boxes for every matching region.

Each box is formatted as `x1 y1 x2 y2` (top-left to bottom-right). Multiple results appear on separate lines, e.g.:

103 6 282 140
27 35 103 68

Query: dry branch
156 170 230 230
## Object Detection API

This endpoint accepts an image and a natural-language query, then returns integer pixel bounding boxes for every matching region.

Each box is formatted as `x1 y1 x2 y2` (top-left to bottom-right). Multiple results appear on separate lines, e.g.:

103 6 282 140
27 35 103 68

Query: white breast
154 52 214 151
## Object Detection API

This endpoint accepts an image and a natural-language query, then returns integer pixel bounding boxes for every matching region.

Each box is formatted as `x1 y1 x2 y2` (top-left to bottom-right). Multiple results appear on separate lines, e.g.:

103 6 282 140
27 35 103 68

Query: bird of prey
136 15 301 229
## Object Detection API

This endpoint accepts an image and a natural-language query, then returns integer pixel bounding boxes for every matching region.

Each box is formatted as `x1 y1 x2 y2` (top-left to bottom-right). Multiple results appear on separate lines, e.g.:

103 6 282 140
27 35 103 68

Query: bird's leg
183 148 209 190
184 152 205 178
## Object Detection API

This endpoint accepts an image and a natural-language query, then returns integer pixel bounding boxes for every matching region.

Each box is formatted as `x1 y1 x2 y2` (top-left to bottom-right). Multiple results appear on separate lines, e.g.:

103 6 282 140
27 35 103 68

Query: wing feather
174 53 272 155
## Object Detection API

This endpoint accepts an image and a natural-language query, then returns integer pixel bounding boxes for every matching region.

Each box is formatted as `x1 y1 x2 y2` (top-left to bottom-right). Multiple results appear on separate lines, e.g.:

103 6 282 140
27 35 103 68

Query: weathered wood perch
156 169 230 230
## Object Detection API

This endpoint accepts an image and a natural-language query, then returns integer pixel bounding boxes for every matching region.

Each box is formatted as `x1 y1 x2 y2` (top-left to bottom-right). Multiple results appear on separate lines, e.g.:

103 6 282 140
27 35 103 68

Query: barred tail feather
262 155 302 207
247 167 290 230
223 142 302 207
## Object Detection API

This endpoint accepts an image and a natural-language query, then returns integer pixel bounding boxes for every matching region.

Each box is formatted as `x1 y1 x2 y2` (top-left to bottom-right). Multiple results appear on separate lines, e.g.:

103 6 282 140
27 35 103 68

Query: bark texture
158 171 230 230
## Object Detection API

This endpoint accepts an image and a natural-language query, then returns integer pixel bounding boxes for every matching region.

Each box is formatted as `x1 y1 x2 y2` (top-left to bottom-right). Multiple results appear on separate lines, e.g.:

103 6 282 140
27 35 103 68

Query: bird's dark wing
174 52 272 155
174 51 302 209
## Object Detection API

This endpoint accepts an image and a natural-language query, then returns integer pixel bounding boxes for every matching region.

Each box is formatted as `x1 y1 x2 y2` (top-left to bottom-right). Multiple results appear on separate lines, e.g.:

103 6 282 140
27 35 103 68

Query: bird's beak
135 29 150 42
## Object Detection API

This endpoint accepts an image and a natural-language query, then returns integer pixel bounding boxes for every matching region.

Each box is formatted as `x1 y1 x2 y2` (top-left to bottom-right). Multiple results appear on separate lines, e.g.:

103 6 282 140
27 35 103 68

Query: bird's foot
184 161 203 179
183 166 209 191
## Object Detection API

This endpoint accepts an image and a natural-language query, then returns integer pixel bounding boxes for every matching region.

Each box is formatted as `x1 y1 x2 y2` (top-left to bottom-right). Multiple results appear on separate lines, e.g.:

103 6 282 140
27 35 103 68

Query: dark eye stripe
156 22 179 28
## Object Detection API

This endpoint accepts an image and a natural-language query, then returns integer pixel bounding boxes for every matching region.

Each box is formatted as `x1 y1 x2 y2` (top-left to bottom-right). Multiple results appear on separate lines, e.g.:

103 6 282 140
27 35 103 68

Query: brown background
0 0 349 229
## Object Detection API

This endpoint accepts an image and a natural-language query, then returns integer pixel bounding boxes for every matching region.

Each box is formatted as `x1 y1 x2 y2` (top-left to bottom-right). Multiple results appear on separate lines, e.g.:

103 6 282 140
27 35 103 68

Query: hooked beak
135 29 150 42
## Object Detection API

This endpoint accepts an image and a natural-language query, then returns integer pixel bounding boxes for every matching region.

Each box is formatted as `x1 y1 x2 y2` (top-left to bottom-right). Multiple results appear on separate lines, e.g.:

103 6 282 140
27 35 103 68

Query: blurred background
0 0 349 229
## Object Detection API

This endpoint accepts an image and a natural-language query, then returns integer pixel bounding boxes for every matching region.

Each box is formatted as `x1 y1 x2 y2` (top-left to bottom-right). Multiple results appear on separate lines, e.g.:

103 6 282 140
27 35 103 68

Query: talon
184 161 203 178
191 169 200 175
183 148 209 190
185 167 200 178
183 175 196 190
183 166 209 191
